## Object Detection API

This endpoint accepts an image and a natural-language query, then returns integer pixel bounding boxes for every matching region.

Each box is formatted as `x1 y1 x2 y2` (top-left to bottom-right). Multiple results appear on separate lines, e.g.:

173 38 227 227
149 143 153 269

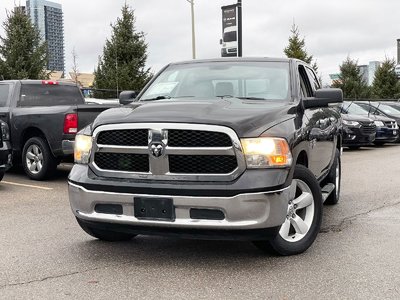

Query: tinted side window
0 84 10 107
19 84 84 107
306 67 320 93
298 65 313 97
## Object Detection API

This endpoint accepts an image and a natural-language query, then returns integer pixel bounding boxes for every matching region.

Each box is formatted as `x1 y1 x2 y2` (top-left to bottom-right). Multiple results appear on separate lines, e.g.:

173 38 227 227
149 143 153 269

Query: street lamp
185 0 196 59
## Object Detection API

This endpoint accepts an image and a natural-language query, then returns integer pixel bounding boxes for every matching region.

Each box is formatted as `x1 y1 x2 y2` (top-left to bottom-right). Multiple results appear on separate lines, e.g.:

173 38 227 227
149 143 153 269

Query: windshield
343 102 370 115
377 104 400 115
139 61 291 102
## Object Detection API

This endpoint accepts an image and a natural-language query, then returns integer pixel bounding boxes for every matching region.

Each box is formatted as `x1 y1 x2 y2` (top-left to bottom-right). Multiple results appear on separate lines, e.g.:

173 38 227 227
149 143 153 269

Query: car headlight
394 122 399 129
342 120 360 127
1 122 10 141
374 121 384 127
74 135 93 164
241 137 292 168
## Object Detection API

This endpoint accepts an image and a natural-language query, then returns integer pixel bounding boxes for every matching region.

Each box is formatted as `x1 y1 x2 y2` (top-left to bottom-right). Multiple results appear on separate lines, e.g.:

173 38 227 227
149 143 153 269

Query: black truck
0 120 12 181
68 58 343 256
0 80 117 180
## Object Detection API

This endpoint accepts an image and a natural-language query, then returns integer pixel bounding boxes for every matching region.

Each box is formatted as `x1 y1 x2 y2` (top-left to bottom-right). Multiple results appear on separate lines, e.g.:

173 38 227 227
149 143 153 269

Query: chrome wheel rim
279 179 315 243
26 144 43 174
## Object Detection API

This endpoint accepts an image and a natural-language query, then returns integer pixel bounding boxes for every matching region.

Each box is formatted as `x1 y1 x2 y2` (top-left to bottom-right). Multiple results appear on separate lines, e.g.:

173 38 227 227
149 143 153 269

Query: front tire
76 218 136 242
22 137 57 181
254 165 323 256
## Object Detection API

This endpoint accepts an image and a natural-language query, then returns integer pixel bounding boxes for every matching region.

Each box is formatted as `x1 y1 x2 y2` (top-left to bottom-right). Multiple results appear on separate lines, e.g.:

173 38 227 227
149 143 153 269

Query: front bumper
69 181 291 233
375 127 398 142
343 127 375 146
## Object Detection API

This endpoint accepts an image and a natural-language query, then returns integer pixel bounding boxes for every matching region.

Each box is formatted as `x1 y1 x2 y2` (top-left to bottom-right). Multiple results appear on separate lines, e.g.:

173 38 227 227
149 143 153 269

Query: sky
1 0 399 84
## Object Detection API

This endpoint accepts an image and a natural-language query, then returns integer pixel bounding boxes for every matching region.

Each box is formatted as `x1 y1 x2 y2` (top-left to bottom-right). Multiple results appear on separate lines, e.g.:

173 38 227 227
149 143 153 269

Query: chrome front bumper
68 182 290 230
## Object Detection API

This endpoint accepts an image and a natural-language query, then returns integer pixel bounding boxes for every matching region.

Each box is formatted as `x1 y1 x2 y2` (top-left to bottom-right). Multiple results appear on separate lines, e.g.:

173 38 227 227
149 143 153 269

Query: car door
0 83 12 124
299 64 337 178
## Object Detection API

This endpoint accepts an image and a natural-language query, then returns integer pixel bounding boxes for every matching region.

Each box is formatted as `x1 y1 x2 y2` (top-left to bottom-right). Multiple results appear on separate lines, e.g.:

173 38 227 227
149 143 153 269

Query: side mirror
303 88 343 109
219 39 223 45
119 90 137 105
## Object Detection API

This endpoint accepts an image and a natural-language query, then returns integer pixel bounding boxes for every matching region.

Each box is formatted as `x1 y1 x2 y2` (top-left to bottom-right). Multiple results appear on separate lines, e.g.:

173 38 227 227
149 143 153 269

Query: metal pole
186 0 196 59
237 0 242 57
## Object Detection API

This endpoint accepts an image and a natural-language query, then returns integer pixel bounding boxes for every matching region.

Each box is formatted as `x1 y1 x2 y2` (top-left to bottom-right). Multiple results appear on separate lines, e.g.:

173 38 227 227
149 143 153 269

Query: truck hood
341 114 373 122
92 98 297 137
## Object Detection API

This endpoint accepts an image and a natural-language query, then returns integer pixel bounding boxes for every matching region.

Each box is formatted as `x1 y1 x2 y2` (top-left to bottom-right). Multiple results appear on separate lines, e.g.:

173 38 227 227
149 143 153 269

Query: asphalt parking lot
1 145 400 299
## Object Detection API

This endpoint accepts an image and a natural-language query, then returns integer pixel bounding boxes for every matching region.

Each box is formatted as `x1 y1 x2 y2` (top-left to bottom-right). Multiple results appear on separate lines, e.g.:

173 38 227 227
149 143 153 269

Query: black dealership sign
221 3 242 57
222 4 237 29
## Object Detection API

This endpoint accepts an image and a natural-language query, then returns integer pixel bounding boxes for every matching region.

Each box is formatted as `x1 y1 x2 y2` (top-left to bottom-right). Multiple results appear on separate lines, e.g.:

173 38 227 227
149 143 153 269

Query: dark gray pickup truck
0 80 117 180
69 58 343 255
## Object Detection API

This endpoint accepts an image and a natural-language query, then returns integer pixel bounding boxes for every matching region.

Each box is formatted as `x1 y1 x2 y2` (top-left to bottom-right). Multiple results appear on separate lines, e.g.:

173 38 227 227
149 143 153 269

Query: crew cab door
0 82 12 124
298 64 338 179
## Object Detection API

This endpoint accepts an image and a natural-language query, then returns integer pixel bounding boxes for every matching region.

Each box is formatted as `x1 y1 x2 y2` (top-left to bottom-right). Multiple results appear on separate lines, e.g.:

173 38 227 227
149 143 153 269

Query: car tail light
42 80 59 85
64 113 78 134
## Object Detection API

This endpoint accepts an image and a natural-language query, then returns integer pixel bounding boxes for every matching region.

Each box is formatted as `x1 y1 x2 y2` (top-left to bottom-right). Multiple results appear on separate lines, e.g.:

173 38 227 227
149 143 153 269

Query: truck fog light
74 135 93 164
241 137 292 168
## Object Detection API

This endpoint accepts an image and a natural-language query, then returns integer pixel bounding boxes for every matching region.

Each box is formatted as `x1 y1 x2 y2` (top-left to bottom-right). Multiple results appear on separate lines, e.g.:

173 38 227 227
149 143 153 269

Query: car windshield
377 104 400 116
139 61 291 102
342 102 370 115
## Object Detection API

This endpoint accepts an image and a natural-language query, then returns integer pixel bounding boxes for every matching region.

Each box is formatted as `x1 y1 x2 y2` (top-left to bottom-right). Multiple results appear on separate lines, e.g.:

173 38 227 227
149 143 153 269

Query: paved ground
0 145 399 299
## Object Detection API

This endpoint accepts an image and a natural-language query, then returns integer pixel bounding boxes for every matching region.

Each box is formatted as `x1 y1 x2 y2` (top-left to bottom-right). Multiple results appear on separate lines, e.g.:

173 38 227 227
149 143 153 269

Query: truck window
0 84 10 107
305 67 321 92
18 84 84 107
298 65 313 97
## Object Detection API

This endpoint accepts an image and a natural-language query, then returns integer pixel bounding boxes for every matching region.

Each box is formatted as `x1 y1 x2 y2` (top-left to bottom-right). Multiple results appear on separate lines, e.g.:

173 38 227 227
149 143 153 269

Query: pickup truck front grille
91 123 246 182
169 155 238 174
94 153 149 172
168 130 232 147
97 129 148 146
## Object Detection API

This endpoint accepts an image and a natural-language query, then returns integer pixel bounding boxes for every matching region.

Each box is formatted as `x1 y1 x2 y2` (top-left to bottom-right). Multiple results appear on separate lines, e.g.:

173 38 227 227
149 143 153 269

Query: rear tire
374 142 385 146
324 149 341 205
253 165 323 256
76 218 136 242
0 172 4 182
22 137 57 181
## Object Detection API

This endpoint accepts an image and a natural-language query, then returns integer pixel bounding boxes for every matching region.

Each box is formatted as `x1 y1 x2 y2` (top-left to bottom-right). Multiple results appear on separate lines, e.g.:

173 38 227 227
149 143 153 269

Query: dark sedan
341 101 398 145
341 114 376 149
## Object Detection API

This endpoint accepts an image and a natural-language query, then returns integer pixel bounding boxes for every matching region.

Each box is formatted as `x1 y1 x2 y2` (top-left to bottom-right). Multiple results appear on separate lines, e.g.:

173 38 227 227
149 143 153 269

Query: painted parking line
2 181 53 191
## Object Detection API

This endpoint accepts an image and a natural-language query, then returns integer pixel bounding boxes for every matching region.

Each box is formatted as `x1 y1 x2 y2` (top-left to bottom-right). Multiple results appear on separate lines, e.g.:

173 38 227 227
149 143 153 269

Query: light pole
185 0 196 59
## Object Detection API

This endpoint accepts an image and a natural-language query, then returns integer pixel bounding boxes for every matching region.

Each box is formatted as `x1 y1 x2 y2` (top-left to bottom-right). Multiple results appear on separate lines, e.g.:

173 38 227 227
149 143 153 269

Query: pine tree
284 24 318 72
332 57 371 99
371 58 400 99
93 4 152 97
0 7 48 80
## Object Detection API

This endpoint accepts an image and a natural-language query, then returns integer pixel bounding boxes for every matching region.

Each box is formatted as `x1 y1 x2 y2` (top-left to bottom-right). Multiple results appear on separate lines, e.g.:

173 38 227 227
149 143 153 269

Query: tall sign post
237 0 242 57
220 1 242 57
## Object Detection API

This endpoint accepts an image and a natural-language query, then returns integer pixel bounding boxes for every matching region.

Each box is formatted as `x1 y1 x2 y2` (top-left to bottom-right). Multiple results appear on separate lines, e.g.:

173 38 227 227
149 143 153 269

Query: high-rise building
368 61 380 86
26 0 65 73
358 65 369 84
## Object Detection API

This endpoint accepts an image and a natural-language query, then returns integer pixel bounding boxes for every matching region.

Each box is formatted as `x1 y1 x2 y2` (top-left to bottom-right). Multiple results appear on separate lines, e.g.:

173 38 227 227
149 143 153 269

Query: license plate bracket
134 197 174 221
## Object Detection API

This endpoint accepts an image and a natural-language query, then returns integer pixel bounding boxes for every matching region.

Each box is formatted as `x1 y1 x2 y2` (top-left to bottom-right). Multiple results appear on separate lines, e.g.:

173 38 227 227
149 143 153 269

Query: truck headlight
241 137 292 168
374 121 384 127
342 120 360 127
74 135 93 164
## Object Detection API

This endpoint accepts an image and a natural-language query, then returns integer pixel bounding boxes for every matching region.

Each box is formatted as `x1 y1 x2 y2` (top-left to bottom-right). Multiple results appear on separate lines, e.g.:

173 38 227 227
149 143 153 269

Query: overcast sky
1 0 399 84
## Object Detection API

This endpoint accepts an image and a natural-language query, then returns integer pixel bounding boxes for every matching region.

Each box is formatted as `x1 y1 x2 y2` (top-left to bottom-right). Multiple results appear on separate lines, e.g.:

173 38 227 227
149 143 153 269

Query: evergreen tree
284 24 318 72
332 57 371 99
371 58 400 99
0 7 48 80
93 4 152 97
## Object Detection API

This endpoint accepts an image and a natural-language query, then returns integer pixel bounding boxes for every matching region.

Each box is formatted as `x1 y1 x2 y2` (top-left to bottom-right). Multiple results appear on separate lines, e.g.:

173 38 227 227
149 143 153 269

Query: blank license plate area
134 197 174 221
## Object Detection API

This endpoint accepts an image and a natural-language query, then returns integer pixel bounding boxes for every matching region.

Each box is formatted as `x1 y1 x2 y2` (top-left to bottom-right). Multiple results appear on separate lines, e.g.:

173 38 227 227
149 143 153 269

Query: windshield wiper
141 95 195 102
141 95 171 101
238 96 267 100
